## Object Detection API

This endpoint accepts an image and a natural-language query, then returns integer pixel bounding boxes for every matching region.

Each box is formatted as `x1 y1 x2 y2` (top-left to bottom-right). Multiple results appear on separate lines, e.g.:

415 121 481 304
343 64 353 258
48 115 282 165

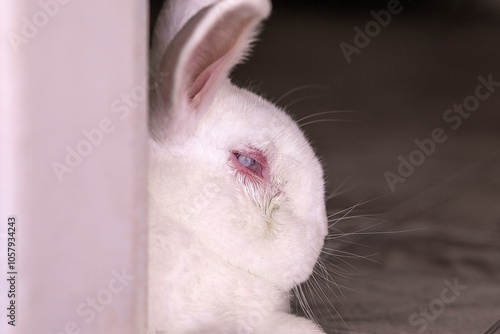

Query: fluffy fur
148 0 328 333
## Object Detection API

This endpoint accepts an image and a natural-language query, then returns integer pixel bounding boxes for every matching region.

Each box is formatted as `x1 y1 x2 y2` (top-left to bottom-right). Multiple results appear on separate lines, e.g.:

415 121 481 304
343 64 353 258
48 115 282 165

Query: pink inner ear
187 54 227 107
178 5 257 111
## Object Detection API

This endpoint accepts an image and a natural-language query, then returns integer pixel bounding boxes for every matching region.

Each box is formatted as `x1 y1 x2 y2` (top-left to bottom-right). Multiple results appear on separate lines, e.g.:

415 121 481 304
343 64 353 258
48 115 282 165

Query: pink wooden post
1 1 148 333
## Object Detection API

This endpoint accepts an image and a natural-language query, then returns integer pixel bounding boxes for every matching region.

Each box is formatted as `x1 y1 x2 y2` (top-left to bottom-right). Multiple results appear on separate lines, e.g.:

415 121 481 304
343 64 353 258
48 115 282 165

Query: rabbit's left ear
150 0 271 141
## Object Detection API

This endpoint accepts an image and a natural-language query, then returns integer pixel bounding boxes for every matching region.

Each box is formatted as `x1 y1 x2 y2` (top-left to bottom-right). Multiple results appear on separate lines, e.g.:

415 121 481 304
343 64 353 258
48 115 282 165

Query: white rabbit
148 0 328 333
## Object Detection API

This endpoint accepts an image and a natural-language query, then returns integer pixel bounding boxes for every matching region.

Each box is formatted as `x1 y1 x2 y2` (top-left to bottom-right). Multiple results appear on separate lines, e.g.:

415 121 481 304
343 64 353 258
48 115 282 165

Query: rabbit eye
234 153 263 177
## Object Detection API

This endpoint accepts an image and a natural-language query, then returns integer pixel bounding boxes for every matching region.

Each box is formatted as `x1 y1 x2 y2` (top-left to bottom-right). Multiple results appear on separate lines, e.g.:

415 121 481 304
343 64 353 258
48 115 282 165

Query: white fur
148 0 328 333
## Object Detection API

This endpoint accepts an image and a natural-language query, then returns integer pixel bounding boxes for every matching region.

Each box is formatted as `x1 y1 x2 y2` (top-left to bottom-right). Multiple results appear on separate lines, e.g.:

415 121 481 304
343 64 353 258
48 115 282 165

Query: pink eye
233 152 263 177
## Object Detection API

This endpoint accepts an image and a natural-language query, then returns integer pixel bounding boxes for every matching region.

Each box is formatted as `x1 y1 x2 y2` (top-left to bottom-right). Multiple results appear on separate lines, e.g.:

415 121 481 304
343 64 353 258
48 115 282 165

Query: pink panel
1 1 148 333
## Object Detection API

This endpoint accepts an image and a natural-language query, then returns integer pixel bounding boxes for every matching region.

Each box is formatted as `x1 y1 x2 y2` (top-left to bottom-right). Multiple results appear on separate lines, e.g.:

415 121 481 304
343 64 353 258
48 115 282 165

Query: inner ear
187 52 227 106
183 8 255 107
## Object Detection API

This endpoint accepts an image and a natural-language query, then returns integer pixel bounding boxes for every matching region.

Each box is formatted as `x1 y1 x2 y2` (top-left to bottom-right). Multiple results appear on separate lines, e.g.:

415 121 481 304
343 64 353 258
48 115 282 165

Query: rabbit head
149 0 328 293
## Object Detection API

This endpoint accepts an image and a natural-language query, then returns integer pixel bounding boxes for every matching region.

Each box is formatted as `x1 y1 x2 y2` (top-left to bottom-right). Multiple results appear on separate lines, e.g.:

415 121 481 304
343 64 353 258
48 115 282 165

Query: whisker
321 248 379 263
275 84 330 105
328 219 389 239
325 178 361 202
296 110 356 124
309 272 350 330
309 273 340 322
315 258 354 287
283 94 326 110
294 283 319 325
328 205 372 230
300 178 419 331
299 279 348 331
275 85 330 105
316 261 353 280
328 214 384 222
324 250 364 273
328 227 424 239
299 119 356 128
327 196 382 218
327 203 358 223
324 236 372 249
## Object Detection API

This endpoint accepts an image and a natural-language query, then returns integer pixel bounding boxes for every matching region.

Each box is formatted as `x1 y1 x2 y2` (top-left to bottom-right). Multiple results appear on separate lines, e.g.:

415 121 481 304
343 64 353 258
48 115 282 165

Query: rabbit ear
150 0 271 141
